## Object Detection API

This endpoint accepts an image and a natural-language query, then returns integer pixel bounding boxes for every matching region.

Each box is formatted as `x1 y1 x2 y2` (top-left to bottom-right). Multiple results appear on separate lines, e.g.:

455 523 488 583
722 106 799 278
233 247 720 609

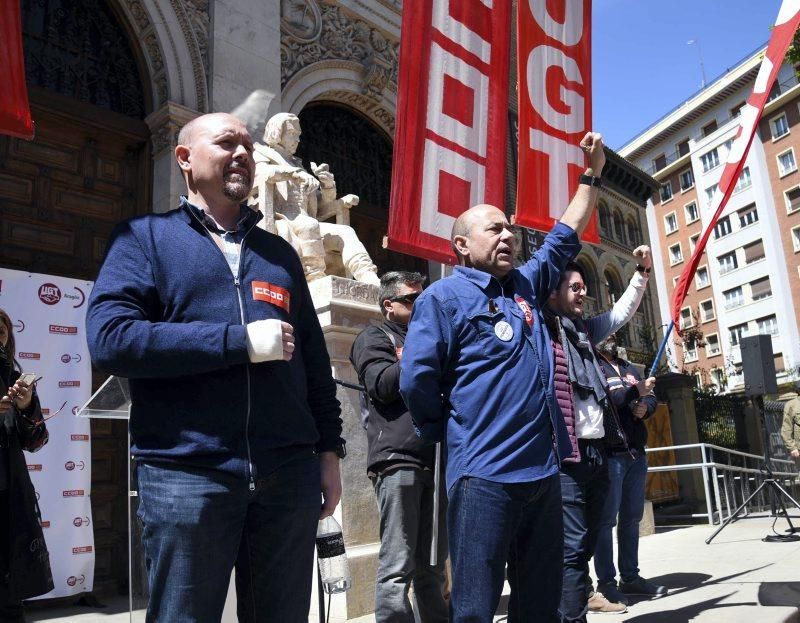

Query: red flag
0 0 34 140
515 0 598 242
387 0 511 264
671 1 800 327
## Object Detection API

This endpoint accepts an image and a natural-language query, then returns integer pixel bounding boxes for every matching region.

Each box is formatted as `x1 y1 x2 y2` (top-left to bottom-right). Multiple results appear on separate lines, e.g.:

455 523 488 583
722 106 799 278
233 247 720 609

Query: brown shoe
588 591 628 614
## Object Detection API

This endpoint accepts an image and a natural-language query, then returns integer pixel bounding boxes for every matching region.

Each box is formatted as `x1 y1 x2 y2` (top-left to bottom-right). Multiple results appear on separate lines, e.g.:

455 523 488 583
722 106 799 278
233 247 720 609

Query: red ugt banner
0 0 34 140
387 0 511 264
515 0 598 242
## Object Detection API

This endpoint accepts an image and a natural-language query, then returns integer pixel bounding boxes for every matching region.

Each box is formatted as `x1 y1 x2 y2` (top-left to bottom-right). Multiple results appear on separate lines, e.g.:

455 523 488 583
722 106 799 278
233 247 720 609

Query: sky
593 0 785 150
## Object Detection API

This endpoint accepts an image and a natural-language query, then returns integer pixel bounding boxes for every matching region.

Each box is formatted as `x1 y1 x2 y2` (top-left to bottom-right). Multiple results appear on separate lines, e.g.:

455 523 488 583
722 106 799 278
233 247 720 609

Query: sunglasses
567 282 587 294
388 292 421 305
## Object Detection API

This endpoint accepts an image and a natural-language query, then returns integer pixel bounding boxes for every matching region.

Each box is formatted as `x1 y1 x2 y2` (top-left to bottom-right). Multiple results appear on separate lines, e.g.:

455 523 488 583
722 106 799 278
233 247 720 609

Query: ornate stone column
308 276 383 621
144 102 200 213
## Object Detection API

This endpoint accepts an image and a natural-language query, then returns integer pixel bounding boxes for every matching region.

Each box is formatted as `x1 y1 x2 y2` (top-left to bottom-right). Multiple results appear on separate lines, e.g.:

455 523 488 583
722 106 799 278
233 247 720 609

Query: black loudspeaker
740 334 778 396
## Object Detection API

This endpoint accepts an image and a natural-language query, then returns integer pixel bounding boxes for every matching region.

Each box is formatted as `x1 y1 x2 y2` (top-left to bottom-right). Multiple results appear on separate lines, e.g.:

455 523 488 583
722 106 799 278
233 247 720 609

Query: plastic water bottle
316 516 351 594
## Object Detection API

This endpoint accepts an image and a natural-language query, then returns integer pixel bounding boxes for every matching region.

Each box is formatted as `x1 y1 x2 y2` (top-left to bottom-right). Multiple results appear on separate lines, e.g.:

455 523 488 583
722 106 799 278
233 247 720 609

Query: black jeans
559 440 610 623
0 490 25 622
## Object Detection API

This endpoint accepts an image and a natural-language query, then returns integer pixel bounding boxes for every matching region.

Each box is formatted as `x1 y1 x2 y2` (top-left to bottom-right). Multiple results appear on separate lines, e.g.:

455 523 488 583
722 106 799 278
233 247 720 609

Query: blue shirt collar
454 265 513 291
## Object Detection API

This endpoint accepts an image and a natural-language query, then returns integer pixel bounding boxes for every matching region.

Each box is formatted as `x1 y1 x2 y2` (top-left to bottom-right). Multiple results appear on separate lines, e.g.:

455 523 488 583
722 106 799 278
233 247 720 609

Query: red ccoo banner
515 0 598 242
387 0 511 265
0 0 34 140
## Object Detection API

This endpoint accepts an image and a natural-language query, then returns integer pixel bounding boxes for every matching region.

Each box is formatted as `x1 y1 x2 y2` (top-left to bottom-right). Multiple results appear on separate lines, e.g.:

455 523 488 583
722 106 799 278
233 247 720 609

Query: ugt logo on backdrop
38 283 62 305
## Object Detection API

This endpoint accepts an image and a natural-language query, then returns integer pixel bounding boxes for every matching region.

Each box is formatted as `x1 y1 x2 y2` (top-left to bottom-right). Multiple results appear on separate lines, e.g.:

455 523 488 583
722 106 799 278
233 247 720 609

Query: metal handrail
645 442 800 524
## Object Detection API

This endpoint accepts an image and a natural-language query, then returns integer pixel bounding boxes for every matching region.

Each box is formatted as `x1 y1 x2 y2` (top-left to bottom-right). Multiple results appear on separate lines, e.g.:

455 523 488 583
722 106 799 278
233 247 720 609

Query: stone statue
249 112 380 285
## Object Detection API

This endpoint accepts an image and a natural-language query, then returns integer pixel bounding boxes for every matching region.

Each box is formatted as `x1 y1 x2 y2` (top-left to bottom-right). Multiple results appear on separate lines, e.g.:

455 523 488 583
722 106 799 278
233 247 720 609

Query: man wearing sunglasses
350 271 448 623
401 132 606 623
544 248 653 620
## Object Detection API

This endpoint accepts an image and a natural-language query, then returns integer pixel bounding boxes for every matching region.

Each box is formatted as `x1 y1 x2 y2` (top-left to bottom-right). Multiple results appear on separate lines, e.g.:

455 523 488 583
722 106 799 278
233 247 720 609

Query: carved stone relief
120 0 209 112
326 89 395 136
281 0 399 103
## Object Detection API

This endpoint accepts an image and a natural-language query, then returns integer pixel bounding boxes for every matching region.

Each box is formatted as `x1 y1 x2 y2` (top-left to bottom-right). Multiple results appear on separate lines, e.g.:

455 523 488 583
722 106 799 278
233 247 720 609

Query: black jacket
350 320 434 473
598 356 657 452
2 370 53 601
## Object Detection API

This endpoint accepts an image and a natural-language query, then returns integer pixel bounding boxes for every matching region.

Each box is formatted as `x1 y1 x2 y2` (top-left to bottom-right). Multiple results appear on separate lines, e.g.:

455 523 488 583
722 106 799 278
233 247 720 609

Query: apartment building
620 48 800 392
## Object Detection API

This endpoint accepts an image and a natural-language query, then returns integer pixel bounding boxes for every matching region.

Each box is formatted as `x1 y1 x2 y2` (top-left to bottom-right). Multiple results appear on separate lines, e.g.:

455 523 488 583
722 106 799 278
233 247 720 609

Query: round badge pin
494 320 514 342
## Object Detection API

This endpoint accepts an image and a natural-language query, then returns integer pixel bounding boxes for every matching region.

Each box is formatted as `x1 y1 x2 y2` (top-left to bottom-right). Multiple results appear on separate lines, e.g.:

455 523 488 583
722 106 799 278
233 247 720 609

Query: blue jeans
593 450 648 586
136 452 320 623
559 440 609 623
374 467 448 623
448 474 563 623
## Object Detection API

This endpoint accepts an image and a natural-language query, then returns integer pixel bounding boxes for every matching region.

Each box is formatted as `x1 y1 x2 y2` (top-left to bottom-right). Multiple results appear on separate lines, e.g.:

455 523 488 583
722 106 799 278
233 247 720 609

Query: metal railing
646 442 800 524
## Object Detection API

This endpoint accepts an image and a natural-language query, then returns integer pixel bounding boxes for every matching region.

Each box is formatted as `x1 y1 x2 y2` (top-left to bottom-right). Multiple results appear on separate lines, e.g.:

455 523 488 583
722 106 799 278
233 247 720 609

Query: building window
723 286 744 310
729 323 747 346
679 307 693 329
677 138 690 157
705 184 719 206
786 187 800 213
792 226 800 252
718 250 738 274
778 149 797 176
743 239 765 264
652 153 667 172
710 367 725 388
685 201 699 224
627 220 640 246
614 212 625 242
756 314 779 336
771 113 790 139
669 243 683 265
660 181 673 203
713 215 731 239
701 148 720 172
706 334 721 356
599 203 610 236
684 339 698 362
680 169 695 191
690 233 700 253
696 266 710 288
738 203 758 228
730 102 745 118
734 167 752 192
700 299 715 322
702 120 718 137
750 276 772 301
664 211 678 234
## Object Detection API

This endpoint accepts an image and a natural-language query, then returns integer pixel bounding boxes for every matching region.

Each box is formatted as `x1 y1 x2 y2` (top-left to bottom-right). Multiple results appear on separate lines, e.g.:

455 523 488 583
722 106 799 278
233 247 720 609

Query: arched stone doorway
1 0 152 281
296 103 428 277
0 0 154 594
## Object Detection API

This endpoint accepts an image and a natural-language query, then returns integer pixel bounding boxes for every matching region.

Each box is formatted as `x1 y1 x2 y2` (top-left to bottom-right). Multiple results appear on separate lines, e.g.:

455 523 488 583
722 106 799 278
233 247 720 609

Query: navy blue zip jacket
86 198 342 481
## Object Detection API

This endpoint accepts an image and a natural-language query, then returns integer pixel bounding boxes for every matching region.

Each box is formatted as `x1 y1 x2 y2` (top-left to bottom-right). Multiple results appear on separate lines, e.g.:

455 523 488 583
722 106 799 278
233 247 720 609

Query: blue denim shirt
399 222 580 491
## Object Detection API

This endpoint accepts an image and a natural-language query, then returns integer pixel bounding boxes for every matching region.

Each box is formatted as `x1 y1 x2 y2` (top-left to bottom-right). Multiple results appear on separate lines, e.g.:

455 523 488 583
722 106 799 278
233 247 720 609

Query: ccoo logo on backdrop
38 283 62 305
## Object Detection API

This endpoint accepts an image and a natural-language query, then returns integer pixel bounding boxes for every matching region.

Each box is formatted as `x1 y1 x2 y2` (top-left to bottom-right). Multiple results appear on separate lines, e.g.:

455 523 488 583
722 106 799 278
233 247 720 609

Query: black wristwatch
635 264 651 274
331 440 347 459
579 174 602 188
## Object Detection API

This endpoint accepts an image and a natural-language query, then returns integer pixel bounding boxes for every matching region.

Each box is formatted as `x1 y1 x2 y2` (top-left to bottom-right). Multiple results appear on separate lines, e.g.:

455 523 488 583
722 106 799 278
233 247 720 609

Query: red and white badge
252 281 291 313
514 295 534 327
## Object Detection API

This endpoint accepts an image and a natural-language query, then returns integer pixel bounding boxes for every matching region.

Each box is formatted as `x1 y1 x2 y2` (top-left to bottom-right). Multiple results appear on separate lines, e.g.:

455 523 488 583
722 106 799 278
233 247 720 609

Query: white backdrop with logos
0 268 94 598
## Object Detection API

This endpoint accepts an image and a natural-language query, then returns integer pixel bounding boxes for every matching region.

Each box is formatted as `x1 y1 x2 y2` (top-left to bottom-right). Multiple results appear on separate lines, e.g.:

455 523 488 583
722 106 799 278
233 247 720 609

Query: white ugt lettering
527 45 584 134
528 0 584 47
529 130 584 219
